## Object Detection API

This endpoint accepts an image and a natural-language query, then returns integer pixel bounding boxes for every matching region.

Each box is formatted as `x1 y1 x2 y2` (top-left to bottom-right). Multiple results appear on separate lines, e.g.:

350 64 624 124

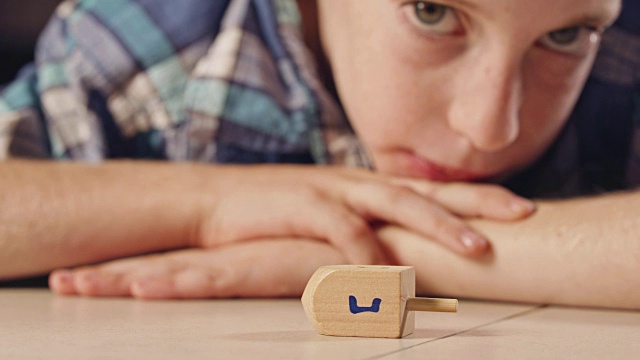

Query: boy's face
317 0 621 181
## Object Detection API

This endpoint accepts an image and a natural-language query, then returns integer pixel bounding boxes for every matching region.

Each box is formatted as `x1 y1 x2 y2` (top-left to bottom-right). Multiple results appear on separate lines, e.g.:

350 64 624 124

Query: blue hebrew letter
349 295 382 314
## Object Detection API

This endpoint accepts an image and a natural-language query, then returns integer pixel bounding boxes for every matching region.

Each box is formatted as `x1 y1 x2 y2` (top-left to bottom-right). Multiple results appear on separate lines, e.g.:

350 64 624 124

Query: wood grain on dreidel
302 265 415 338
301 265 458 338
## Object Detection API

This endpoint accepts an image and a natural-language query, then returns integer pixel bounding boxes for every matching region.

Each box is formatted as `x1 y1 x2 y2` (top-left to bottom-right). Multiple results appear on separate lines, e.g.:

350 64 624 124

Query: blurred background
0 0 61 286
0 0 61 84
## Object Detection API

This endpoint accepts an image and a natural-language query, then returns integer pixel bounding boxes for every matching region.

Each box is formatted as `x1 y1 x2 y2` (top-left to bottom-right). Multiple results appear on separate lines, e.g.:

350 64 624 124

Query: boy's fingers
49 270 79 295
131 270 249 299
72 270 131 297
211 191 389 266
49 255 182 298
302 202 389 266
133 240 344 299
50 240 345 300
390 179 536 220
346 182 490 256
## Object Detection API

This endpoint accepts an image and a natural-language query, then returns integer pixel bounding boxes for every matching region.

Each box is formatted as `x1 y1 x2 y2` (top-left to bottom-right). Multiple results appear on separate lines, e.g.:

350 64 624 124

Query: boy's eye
538 26 600 56
415 2 447 25
406 1 463 35
548 27 580 45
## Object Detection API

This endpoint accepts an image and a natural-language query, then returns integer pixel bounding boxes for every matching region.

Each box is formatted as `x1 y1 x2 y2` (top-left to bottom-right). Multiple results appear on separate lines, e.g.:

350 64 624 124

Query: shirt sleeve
1 0 231 162
0 65 52 160
0 0 107 161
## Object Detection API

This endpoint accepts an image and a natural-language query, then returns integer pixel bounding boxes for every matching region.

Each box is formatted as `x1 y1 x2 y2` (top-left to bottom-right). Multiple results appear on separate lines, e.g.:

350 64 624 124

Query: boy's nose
447 51 523 153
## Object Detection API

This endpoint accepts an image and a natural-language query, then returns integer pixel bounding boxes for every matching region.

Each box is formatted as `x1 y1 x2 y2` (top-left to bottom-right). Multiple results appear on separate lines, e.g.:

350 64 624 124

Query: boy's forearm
380 191 640 310
0 160 211 280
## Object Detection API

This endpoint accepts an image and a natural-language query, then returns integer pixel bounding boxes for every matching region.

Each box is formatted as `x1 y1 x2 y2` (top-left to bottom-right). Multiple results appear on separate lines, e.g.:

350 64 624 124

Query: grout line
364 305 548 360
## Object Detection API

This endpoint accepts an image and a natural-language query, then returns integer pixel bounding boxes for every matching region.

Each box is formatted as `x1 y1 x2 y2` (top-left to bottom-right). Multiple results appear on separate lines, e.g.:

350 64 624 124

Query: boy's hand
195 166 535 264
49 239 344 298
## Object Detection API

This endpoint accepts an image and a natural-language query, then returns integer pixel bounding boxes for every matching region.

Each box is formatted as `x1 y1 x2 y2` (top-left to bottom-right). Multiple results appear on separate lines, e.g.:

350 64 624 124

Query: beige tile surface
0 290 637 359
393 306 640 360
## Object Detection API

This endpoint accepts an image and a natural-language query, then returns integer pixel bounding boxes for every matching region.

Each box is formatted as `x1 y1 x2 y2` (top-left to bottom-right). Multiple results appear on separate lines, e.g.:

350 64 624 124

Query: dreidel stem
406 297 458 313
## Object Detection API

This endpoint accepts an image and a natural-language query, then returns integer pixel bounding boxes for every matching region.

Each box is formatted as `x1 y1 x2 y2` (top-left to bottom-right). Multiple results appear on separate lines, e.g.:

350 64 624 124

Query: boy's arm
45 189 640 310
380 190 640 310
0 160 204 279
4 160 534 281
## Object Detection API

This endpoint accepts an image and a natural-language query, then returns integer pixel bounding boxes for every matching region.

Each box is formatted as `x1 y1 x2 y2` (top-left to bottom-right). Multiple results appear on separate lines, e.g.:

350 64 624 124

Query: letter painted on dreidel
349 296 382 314
303 266 457 338
301 265 418 338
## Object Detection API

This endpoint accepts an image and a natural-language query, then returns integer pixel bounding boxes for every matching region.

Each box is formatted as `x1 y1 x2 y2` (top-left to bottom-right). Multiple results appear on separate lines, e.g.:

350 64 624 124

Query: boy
1 0 638 309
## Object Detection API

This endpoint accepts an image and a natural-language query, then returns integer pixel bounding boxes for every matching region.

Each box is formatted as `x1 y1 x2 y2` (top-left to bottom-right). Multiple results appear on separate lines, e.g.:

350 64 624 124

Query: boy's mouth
401 152 489 182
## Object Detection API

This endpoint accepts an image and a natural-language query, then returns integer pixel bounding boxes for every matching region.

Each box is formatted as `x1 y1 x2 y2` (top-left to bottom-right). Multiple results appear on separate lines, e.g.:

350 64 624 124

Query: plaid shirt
0 0 639 198
0 0 365 166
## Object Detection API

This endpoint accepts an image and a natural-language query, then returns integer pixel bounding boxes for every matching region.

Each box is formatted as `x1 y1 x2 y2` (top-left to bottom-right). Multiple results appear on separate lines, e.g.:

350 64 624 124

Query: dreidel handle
406 297 458 313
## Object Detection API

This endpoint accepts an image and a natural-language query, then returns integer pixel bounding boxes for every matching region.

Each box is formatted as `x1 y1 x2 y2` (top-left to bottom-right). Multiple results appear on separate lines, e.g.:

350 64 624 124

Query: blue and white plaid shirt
1 0 639 198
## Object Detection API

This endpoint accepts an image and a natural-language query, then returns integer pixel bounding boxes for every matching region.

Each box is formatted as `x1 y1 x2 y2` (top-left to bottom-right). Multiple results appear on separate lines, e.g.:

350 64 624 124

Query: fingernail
460 230 489 250
54 270 74 284
511 198 536 214
50 271 74 293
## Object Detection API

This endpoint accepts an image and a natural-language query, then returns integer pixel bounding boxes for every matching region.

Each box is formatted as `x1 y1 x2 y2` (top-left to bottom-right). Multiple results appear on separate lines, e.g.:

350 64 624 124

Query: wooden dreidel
301 265 458 338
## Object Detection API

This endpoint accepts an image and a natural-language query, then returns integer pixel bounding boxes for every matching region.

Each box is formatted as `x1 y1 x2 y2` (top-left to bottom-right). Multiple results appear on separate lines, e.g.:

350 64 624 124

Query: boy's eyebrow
570 9 621 28
441 0 477 11
446 0 621 28
395 0 621 28
573 16 609 28
389 0 478 10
